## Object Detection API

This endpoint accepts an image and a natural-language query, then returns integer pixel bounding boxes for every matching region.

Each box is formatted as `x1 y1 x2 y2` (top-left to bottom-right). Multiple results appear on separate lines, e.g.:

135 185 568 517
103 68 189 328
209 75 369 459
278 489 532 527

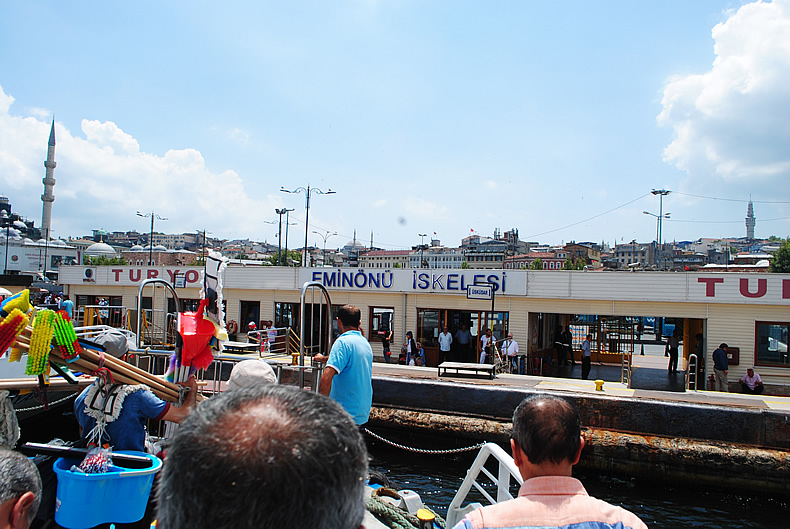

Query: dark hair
157 385 368 529
719 343 728 349
0 449 42 525
511 395 581 466
337 304 361 328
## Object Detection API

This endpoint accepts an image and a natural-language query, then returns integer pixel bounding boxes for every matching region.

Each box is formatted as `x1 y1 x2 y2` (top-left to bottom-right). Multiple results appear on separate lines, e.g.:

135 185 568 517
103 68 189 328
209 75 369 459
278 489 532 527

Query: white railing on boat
446 442 523 528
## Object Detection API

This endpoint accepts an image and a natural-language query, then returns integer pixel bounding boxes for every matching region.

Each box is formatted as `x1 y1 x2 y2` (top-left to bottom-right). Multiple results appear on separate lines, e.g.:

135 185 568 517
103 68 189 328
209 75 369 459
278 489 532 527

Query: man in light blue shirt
315 305 373 426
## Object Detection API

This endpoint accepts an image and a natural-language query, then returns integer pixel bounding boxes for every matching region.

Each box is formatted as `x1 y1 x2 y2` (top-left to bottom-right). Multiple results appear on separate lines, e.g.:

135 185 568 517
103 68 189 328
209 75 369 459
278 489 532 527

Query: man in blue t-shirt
315 305 373 426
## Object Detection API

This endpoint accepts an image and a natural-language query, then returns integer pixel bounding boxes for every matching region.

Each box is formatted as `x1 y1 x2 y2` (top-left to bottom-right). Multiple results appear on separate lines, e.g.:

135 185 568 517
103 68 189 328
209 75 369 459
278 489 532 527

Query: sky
0 0 789 252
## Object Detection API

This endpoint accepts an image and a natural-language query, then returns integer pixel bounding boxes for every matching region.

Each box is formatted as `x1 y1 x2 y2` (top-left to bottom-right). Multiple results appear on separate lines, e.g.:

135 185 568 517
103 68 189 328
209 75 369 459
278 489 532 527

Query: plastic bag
75 446 112 474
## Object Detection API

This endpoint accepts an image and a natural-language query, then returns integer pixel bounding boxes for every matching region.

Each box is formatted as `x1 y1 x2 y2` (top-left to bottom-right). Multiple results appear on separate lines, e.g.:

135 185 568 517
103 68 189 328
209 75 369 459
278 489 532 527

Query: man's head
443 326 449 332
511 396 583 476
719 343 728 350
507 333 514 340
747 367 755 376
0 449 42 529
337 305 361 331
226 360 277 390
158 385 368 529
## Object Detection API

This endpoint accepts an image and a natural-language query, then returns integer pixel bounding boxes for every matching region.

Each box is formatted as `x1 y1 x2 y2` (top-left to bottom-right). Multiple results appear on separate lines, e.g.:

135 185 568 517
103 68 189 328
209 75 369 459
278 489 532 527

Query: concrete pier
367 361 790 497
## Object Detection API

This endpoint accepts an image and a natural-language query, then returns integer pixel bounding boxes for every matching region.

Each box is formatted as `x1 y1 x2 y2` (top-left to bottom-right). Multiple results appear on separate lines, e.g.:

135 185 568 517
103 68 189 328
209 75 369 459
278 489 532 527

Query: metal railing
298 281 333 390
446 443 523 528
136 279 180 349
686 353 699 391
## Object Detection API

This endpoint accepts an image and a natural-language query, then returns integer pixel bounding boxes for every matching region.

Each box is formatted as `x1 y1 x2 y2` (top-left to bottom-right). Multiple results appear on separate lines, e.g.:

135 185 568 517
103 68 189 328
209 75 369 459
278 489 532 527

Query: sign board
467 284 493 300
173 273 186 288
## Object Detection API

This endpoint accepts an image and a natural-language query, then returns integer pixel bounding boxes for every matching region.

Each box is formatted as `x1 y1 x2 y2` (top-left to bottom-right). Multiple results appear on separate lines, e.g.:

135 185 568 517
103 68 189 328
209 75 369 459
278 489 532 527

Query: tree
769 238 790 273
574 258 586 270
530 258 543 270
83 255 128 266
393 262 401 268
562 258 574 270
461 262 470 269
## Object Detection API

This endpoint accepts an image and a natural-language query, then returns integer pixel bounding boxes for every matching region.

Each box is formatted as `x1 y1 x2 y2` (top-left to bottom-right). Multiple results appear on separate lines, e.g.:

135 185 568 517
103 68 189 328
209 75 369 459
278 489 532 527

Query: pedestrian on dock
382 329 393 363
0 449 41 529
157 384 368 529
455 324 472 362
314 304 374 427
581 334 592 380
740 367 764 394
438 326 453 364
404 331 418 365
452 395 647 529
666 330 680 373
712 343 729 392
561 326 574 366
501 333 519 373
480 328 495 364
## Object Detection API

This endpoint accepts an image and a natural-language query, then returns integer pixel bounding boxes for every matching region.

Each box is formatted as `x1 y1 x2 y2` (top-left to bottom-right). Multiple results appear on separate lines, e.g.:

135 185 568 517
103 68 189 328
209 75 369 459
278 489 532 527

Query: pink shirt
454 476 647 529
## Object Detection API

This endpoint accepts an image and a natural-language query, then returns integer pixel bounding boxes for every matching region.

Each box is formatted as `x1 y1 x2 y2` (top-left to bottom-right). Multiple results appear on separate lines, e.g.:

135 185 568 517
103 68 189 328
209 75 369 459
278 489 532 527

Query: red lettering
167 269 179 283
784 279 790 299
698 277 724 297
740 278 767 298
185 270 199 283
111 269 122 282
147 269 159 279
129 269 141 282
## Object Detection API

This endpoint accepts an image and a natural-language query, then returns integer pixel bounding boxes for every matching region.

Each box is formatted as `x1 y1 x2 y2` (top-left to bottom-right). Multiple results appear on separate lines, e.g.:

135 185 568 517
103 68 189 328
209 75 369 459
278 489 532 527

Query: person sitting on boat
73 375 198 454
452 395 647 529
0 449 42 529
157 384 368 529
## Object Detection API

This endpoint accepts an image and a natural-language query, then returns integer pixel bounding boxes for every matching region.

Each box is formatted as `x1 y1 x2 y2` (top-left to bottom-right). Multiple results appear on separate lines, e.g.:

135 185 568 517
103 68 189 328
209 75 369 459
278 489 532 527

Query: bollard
417 508 435 529
291 352 299 365
595 379 604 391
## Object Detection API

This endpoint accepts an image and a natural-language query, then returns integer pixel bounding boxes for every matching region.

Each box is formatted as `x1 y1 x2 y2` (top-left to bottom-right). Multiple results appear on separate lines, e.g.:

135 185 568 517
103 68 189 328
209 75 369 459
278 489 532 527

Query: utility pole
651 189 671 270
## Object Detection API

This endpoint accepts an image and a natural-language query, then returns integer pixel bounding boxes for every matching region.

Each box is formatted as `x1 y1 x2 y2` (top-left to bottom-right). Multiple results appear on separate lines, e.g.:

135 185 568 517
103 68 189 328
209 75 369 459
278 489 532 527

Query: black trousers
581 356 592 380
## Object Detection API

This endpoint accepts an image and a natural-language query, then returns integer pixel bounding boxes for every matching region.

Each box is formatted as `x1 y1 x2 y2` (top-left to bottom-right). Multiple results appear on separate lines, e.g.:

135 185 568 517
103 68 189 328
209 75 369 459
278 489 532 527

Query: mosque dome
85 241 117 258
153 244 168 252
131 245 145 251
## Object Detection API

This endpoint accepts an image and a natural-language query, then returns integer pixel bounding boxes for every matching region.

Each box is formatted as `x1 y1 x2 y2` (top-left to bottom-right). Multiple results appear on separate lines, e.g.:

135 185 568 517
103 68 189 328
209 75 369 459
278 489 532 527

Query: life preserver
226 320 238 335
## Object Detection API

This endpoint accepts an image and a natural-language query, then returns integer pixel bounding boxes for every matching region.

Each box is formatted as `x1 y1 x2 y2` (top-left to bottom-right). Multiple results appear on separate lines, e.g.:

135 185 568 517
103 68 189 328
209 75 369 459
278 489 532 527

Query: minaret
41 118 56 241
745 197 756 239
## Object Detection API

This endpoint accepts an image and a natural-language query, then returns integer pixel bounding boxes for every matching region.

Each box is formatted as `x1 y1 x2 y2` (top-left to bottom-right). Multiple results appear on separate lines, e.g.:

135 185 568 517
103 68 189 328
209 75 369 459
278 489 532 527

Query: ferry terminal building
58 266 790 395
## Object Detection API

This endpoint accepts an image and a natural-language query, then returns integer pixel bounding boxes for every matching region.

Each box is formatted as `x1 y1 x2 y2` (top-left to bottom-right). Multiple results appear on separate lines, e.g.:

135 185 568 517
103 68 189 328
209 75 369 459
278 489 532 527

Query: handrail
136 278 180 349
687 353 698 391
446 442 523 528
299 281 333 390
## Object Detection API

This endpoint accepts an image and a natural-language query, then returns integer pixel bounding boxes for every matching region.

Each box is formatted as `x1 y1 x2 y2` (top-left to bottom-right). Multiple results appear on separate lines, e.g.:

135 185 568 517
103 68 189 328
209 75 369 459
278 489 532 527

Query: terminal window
755 322 789 367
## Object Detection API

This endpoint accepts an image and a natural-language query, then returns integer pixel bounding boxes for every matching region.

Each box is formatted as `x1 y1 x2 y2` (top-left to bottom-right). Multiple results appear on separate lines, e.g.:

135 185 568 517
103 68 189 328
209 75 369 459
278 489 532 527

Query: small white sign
174 273 186 288
467 284 493 300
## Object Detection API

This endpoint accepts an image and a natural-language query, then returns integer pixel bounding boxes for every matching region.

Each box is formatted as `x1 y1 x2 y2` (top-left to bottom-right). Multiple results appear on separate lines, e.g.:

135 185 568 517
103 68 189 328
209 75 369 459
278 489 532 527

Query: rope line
14 391 77 413
364 427 485 455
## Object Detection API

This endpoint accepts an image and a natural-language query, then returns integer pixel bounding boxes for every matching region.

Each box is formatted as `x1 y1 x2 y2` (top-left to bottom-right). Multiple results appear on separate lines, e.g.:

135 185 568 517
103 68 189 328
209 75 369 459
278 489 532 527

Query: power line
672 192 790 204
523 193 652 239
665 216 790 224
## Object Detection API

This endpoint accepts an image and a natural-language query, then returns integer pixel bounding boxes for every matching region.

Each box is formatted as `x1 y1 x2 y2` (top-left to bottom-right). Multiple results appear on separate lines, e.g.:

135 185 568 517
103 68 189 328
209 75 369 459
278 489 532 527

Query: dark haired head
158 385 367 529
337 304 361 328
720 343 728 349
511 395 581 465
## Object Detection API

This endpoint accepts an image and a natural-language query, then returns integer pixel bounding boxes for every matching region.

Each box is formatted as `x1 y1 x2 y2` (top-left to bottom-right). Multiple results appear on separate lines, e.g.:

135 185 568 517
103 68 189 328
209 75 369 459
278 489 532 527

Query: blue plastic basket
53 451 162 529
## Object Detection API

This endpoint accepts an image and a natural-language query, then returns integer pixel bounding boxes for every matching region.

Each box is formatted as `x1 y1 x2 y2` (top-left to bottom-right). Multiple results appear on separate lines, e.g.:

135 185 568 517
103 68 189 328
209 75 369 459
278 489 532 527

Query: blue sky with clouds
0 0 788 251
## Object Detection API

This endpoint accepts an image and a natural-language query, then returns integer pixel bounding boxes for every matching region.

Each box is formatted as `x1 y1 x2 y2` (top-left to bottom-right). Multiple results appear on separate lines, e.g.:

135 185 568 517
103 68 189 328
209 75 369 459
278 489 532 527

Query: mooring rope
366 490 447 529
364 427 485 455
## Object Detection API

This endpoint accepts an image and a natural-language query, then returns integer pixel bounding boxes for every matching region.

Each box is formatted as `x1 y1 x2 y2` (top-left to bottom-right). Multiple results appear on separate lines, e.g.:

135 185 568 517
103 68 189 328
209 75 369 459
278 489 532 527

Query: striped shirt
453 476 647 529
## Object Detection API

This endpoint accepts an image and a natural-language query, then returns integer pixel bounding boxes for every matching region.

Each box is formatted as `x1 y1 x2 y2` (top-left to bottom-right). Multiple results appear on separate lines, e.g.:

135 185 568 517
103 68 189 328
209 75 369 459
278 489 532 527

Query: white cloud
658 0 790 186
372 198 388 208
228 128 250 146
0 84 277 239
486 180 497 189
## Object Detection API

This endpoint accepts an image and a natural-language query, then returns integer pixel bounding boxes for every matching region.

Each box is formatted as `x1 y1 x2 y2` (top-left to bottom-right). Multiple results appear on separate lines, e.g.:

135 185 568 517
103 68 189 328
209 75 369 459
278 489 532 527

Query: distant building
505 252 565 270
409 244 464 269
358 250 410 269
613 242 654 269
461 234 506 269
564 242 601 268
745 199 756 239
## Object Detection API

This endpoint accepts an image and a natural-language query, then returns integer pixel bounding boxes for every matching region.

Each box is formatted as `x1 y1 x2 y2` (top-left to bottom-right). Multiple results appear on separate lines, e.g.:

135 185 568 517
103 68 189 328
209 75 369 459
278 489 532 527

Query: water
368 443 788 528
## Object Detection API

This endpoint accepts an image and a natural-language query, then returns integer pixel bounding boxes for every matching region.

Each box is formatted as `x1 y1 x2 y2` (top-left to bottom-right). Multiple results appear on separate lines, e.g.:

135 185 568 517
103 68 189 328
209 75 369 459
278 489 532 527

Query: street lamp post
137 211 167 266
313 230 337 267
650 189 671 270
281 185 336 267
418 233 427 268
275 208 294 266
1 211 8 275
643 211 670 269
